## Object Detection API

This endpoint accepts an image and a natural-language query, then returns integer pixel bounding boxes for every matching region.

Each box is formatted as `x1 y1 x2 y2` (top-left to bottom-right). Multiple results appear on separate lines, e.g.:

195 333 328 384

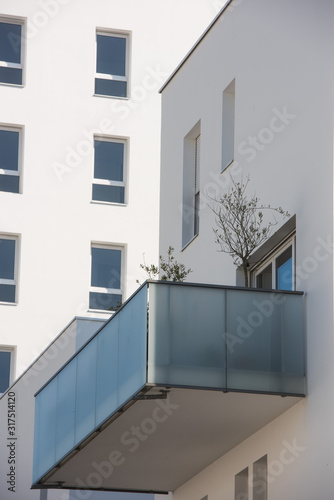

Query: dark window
0 238 16 303
0 129 20 193
0 21 23 85
92 140 125 204
90 247 122 311
95 34 127 97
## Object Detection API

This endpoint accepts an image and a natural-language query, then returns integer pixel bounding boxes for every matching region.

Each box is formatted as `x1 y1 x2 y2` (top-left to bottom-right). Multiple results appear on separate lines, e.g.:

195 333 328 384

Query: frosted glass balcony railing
147 283 305 395
33 285 148 484
33 281 305 486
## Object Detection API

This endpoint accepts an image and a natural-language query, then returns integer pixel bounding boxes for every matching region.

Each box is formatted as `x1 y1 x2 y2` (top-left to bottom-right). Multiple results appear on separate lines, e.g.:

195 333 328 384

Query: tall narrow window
89 245 123 311
0 19 24 85
95 31 129 98
182 122 201 249
235 467 248 500
0 347 15 394
0 236 18 303
194 134 200 236
92 137 126 204
0 126 22 193
253 455 267 500
222 79 235 170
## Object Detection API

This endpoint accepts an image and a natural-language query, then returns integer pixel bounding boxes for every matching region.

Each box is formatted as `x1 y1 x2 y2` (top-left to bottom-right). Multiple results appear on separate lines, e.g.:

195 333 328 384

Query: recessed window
182 122 201 248
0 236 18 303
92 138 126 204
95 31 129 98
253 455 267 500
252 236 295 291
235 467 248 500
194 134 200 236
0 19 24 85
89 245 123 311
0 126 22 193
0 347 15 394
222 79 235 171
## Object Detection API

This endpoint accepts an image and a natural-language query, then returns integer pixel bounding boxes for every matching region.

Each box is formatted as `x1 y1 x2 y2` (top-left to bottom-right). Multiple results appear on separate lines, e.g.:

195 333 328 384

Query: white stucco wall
160 0 334 497
0 0 219 378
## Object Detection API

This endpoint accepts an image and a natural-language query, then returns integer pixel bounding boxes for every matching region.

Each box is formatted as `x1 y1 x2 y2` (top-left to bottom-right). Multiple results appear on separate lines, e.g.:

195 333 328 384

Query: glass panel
0 284 15 302
281 293 305 394
89 292 122 311
148 283 226 388
226 289 284 393
55 360 76 461
118 287 147 402
256 263 272 289
276 246 292 290
75 338 98 444
253 456 267 500
0 130 19 171
96 35 126 76
0 238 15 279
91 247 121 289
33 378 57 481
0 22 21 63
194 192 200 235
0 351 11 392
92 184 125 204
94 140 124 181
0 66 22 85
95 78 127 98
0 174 19 192
235 467 248 500
96 315 119 426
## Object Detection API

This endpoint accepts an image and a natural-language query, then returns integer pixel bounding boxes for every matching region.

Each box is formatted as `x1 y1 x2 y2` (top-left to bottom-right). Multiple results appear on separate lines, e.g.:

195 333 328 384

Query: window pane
0 238 15 279
0 130 19 171
95 78 127 98
94 140 124 181
96 35 126 76
0 67 22 85
0 174 19 193
256 263 272 289
276 246 292 290
89 292 122 311
92 184 124 204
0 284 15 302
91 247 121 289
0 351 11 392
0 22 21 64
253 456 267 500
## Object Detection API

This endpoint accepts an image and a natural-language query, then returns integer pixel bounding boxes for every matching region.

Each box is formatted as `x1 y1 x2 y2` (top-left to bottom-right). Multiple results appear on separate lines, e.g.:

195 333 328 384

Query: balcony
32 281 305 492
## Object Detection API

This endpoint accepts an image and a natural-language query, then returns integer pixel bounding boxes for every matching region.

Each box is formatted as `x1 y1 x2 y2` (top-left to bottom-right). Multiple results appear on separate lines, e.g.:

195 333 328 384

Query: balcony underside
36 385 302 493
33 282 305 491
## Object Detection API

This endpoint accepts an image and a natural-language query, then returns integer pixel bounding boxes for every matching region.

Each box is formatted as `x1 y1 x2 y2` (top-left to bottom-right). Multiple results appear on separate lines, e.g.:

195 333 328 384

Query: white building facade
159 0 334 498
0 0 218 385
0 1 220 498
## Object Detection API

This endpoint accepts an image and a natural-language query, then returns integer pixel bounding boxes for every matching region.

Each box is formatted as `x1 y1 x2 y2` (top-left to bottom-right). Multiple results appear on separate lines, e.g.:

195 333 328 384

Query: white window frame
194 134 200 236
89 243 124 312
182 121 201 250
95 29 130 98
0 124 23 193
0 16 26 86
0 234 19 304
250 234 296 290
222 79 235 171
92 135 127 205
0 345 16 394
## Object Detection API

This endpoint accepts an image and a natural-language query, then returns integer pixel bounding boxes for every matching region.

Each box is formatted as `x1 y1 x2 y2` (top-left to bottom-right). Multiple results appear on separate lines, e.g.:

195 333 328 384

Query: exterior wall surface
160 0 334 497
0 0 219 380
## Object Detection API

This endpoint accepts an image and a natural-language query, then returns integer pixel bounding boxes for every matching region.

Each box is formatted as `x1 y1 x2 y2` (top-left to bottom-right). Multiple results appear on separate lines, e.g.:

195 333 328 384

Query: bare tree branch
209 176 290 287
